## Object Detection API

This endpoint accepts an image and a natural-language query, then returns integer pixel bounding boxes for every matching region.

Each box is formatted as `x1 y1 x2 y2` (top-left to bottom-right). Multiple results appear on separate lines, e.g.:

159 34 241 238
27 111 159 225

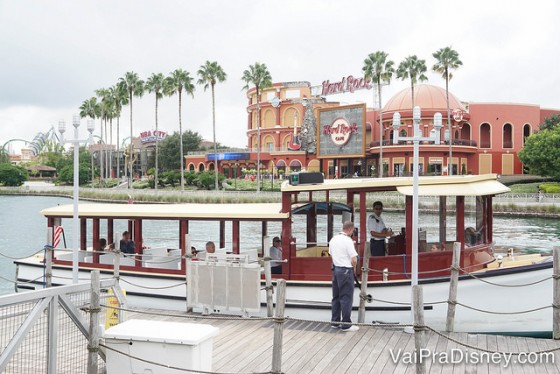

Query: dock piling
554 247 560 339
87 271 100 374
412 285 426 374
446 242 461 332
272 279 286 374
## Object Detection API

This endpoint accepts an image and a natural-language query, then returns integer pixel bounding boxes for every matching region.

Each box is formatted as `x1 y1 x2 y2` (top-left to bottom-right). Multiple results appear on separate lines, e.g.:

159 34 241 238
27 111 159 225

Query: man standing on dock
329 221 359 332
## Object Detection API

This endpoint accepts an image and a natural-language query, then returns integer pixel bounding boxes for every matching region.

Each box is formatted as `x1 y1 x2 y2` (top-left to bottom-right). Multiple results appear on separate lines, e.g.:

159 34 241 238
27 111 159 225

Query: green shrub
540 183 560 193
0 164 28 186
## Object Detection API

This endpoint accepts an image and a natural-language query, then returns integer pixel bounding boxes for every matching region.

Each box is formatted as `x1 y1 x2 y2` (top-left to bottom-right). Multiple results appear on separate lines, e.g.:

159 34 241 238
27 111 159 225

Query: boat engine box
289 172 324 186
104 319 219 373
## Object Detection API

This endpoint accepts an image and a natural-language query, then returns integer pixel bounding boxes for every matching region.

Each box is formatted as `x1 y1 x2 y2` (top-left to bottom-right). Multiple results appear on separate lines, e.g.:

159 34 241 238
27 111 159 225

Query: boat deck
125 308 560 373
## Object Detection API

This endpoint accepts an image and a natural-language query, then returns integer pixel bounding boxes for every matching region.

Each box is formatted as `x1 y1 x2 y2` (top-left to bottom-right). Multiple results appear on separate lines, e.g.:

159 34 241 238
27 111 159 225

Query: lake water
1 195 559 295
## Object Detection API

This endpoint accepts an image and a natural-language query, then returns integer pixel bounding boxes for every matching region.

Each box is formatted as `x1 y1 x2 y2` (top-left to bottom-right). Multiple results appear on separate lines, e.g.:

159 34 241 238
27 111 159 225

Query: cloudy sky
1 0 559 153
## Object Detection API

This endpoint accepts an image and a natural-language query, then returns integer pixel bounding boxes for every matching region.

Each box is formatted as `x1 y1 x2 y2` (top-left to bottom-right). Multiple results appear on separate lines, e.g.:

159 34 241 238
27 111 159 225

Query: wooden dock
125 308 560 373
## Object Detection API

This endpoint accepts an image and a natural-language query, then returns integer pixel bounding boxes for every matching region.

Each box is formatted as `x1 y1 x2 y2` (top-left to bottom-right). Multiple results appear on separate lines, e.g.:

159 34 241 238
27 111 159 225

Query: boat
14 174 554 336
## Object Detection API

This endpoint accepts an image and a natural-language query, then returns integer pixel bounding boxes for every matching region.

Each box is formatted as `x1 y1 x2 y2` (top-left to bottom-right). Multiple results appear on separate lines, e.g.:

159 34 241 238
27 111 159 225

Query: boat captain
367 201 393 256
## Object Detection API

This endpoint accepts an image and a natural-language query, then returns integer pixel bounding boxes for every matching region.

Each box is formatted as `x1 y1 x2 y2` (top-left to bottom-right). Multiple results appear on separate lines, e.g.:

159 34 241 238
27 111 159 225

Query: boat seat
296 246 328 257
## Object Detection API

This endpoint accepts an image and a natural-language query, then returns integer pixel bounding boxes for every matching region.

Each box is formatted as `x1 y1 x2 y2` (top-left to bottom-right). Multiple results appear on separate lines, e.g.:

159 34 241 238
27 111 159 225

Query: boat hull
14 258 553 336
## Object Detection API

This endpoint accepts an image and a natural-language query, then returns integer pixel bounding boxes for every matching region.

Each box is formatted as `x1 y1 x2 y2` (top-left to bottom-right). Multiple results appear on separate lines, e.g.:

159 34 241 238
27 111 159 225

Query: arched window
480 123 491 148
198 163 205 172
283 107 298 126
502 123 513 149
461 123 471 141
289 159 302 173
523 124 531 146
263 109 275 128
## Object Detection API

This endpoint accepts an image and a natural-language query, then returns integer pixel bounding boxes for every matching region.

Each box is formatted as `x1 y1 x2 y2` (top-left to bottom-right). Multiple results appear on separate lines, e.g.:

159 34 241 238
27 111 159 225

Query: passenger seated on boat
119 231 135 254
269 236 283 274
465 227 481 246
97 238 107 251
430 244 440 252
367 201 393 256
196 241 216 260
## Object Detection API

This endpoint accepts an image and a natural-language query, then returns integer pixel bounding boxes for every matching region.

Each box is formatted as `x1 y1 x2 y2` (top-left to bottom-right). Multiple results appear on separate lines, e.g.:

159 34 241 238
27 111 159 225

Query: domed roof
383 84 464 113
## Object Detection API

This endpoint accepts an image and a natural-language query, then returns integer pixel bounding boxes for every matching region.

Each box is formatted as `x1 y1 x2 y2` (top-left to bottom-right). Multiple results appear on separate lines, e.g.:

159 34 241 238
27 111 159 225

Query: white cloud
1 0 559 153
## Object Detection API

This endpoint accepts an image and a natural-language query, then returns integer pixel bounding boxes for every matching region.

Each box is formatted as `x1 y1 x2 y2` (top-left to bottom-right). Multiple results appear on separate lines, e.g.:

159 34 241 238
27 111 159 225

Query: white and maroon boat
15 174 553 335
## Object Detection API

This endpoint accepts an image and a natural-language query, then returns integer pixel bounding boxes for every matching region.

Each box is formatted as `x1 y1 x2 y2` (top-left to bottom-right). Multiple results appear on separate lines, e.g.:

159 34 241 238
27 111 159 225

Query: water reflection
1 196 559 295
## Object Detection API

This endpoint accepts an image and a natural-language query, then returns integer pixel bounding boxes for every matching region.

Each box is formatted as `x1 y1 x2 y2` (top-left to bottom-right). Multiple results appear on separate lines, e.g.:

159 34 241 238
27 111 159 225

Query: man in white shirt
367 201 392 256
329 221 359 332
269 236 283 274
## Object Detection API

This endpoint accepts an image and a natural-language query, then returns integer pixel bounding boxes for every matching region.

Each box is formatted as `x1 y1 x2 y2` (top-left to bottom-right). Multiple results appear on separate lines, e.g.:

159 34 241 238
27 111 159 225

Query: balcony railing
368 139 478 148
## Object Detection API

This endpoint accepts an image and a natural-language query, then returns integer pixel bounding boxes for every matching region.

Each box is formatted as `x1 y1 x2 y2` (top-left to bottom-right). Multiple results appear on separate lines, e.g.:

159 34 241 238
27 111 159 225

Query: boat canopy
281 174 510 196
41 203 288 220
291 202 352 215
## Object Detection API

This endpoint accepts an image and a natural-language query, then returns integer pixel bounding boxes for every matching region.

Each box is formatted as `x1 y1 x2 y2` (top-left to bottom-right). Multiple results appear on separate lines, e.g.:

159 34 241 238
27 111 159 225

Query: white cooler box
104 319 219 373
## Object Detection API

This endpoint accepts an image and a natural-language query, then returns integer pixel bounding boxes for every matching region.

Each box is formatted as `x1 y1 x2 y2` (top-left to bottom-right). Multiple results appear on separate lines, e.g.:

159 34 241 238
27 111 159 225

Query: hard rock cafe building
185 80 560 179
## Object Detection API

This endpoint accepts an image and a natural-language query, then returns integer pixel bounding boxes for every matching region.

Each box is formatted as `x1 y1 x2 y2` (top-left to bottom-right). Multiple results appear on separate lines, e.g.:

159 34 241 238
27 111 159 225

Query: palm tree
119 72 145 188
95 87 114 181
79 97 101 185
164 69 195 191
396 55 428 108
363 51 395 178
241 62 272 192
433 47 462 176
111 82 129 182
198 61 227 191
145 73 166 190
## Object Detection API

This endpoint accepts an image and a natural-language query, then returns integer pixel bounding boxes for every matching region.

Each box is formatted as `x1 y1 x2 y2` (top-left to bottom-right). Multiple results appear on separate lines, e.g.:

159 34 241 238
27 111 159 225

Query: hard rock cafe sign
322 118 358 147
321 75 373 96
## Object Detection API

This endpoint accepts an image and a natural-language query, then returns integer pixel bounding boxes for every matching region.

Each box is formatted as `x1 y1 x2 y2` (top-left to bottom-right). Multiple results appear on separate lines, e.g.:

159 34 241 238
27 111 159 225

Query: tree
79 96 101 185
433 46 462 175
112 82 129 181
539 114 560 131
518 126 560 178
145 73 166 190
56 147 92 185
164 69 195 190
362 51 395 178
158 130 203 170
396 55 428 108
0 148 9 164
198 61 227 191
241 62 272 192
0 164 28 186
119 71 145 187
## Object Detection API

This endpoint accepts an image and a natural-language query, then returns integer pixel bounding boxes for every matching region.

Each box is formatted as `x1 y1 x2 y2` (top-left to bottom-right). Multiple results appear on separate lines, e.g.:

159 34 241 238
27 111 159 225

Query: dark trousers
271 266 282 274
331 266 354 328
370 239 385 256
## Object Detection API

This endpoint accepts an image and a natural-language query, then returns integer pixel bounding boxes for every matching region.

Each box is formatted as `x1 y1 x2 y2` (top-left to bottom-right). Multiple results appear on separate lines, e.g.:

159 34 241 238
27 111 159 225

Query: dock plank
8 306 560 373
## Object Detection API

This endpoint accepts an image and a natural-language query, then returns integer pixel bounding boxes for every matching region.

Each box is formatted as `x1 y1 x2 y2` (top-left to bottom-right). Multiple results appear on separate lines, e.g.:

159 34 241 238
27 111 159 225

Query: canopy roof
281 174 510 196
41 203 287 220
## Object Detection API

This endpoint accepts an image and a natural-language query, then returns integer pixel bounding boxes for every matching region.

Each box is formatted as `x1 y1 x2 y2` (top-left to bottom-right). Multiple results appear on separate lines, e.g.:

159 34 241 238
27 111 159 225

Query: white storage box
104 319 219 373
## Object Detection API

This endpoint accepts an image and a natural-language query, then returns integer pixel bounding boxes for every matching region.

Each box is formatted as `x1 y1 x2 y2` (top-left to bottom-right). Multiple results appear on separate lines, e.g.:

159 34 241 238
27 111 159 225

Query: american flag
53 226 63 248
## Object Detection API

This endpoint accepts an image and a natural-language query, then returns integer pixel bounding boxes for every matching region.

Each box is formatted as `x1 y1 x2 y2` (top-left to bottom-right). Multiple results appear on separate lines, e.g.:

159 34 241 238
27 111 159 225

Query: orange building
186 82 559 179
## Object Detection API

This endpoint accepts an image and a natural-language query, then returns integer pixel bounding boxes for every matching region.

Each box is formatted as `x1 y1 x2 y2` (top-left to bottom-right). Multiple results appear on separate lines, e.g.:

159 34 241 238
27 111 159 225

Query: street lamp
59 114 94 284
392 106 441 329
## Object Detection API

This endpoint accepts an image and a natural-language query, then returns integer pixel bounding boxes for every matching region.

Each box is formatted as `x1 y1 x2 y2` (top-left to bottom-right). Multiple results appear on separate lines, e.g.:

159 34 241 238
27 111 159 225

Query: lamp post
392 107 441 331
59 114 94 284
392 107 442 286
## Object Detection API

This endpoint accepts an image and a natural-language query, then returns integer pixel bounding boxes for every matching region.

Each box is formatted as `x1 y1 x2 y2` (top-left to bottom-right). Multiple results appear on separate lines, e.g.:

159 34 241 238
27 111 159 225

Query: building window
503 123 513 149
523 124 531 146
480 123 491 148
